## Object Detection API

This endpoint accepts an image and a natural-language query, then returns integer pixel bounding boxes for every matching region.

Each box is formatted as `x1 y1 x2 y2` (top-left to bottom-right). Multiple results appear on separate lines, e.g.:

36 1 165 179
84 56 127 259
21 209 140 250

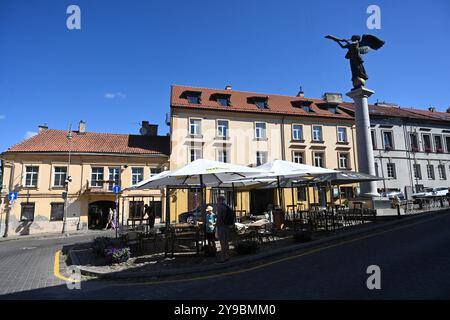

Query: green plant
92 237 121 257
104 247 131 264
293 230 313 242
234 240 259 255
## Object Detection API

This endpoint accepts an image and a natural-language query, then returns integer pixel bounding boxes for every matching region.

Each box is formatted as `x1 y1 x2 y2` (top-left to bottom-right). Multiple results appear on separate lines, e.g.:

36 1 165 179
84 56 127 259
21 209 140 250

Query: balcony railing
84 180 117 194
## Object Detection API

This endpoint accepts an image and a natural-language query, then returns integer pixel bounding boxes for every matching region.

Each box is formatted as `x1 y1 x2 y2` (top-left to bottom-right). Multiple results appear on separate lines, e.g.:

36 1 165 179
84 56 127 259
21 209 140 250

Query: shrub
234 240 259 255
293 230 313 242
104 247 131 264
92 237 122 257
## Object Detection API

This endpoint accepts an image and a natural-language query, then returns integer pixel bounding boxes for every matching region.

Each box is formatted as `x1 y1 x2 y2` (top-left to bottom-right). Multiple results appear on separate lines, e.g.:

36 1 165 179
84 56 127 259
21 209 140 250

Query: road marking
53 250 81 283
56 212 447 286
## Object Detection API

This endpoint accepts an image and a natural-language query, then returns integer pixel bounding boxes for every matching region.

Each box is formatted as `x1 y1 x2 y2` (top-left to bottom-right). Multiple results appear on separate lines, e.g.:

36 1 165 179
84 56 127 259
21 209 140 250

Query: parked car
431 187 450 197
412 188 433 198
381 191 405 200
178 204 217 224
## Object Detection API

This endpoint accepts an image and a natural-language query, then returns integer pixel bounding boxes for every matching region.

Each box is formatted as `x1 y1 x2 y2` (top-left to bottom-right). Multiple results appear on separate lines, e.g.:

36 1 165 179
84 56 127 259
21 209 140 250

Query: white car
432 187 450 197
412 188 433 198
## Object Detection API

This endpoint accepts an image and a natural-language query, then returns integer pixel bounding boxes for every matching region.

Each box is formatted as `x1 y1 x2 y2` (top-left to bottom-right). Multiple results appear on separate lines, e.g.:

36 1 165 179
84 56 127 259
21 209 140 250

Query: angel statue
325 34 385 88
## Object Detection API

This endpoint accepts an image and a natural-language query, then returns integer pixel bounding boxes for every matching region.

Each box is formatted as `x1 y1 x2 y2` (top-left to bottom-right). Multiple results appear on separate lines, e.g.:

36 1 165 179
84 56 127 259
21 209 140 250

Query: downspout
280 116 286 160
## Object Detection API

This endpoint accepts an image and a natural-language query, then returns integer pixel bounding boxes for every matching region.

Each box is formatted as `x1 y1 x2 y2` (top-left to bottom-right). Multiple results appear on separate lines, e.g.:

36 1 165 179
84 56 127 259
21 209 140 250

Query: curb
71 208 449 280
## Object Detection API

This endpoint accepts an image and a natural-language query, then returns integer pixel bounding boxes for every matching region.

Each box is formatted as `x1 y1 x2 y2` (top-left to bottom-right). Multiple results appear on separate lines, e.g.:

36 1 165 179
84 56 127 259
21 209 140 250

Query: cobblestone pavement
0 231 113 297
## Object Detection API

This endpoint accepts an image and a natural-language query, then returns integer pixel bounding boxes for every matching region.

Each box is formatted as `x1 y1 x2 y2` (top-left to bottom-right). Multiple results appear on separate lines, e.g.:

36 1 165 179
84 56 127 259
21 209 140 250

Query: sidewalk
70 208 450 281
0 229 115 243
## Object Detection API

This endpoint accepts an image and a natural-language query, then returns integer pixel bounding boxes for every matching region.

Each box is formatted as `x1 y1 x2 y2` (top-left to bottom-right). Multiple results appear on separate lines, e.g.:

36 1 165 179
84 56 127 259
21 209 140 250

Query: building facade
0 121 170 236
341 103 450 194
169 85 360 219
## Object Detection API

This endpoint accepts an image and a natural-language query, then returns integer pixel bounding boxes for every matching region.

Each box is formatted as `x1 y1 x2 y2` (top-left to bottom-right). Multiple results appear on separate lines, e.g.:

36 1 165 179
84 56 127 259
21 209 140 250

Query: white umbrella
126 170 172 190
254 160 338 179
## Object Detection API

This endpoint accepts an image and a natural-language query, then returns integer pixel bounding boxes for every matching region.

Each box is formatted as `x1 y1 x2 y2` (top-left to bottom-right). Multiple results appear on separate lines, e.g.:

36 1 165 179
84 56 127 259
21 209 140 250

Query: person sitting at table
205 205 217 256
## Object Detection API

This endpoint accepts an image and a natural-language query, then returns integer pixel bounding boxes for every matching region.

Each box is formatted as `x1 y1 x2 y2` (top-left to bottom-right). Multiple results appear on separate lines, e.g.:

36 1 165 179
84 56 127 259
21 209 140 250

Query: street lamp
62 126 73 234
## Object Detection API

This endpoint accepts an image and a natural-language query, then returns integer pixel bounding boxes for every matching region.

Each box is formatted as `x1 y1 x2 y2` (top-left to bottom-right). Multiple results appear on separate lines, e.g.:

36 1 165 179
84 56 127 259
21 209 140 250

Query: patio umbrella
249 160 338 214
127 159 265 256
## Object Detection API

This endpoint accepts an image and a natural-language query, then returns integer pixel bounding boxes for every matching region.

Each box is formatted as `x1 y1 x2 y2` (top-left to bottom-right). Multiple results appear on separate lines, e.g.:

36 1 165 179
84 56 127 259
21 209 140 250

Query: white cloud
0 115 5 120
24 131 37 139
104 92 126 99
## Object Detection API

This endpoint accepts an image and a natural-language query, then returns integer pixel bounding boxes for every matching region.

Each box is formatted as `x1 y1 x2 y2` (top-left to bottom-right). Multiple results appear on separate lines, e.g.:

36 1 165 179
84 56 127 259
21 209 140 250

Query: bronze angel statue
325 34 385 88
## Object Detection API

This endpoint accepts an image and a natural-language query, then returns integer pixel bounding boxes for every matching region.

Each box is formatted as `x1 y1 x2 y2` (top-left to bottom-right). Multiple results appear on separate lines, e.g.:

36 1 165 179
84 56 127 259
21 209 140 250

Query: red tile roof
171 85 450 122
4 129 170 156
171 85 354 120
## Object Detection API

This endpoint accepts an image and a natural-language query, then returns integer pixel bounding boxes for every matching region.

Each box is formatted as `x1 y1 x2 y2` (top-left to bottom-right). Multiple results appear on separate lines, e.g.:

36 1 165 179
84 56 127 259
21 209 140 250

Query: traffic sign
8 192 18 201
113 185 121 194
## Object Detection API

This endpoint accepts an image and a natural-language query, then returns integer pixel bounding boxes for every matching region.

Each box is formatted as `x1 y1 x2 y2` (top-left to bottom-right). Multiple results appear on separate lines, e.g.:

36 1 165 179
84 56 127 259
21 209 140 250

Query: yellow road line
53 250 81 283
55 212 447 286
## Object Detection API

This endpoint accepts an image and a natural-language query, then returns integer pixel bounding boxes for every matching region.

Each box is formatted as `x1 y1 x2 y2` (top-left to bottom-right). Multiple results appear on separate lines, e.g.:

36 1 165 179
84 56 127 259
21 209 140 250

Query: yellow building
168 85 359 220
0 121 169 236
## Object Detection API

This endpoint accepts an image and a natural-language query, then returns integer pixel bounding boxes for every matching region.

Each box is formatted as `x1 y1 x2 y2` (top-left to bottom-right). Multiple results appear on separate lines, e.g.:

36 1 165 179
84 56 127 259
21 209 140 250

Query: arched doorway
88 201 116 229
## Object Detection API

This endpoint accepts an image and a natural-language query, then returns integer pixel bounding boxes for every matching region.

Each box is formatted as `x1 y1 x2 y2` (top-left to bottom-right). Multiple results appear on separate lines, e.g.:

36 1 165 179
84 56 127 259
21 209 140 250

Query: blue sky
1 0 449 152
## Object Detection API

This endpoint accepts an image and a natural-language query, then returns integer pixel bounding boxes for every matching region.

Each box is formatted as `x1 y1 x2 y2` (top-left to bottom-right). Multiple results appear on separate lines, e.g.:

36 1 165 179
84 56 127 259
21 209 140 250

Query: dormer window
328 106 338 114
187 94 201 104
303 105 313 113
212 94 230 107
249 97 268 109
292 101 314 113
182 91 202 104
254 99 268 109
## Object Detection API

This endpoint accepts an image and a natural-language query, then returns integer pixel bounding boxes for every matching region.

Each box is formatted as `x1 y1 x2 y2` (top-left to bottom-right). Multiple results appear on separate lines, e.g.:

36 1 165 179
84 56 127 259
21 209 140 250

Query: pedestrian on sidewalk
205 205 217 256
216 196 234 262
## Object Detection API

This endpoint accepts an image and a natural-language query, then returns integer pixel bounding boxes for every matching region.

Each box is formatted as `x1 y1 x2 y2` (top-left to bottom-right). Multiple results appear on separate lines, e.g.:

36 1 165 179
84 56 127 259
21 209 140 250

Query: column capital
346 87 375 100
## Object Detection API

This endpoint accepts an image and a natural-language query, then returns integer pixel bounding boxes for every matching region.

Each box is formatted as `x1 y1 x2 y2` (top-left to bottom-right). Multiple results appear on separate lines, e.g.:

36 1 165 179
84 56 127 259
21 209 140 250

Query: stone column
346 87 379 197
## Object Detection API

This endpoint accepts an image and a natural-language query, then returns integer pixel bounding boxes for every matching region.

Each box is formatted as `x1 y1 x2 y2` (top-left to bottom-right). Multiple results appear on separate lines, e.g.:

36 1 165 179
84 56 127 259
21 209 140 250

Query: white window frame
292 124 303 141
413 164 422 180
189 118 202 136
292 151 304 164
23 165 39 187
312 125 323 142
382 130 395 150
337 127 347 143
53 166 68 188
131 167 144 185
108 167 121 191
422 133 433 152
256 151 268 166
438 165 446 180
313 152 325 168
387 163 396 179
217 149 230 163
91 167 104 188
427 164 435 180
433 134 444 153
338 153 350 169
255 122 267 139
189 148 202 162
217 120 229 138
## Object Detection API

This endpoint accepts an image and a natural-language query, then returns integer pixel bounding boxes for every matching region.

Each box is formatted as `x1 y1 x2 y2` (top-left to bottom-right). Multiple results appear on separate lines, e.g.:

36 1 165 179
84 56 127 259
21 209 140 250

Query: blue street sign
8 192 18 201
113 185 121 194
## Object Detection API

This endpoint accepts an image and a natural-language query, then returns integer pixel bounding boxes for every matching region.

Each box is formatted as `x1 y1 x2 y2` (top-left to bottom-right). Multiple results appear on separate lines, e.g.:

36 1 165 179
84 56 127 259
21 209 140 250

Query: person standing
216 196 232 262
144 204 155 229
205 205 217 255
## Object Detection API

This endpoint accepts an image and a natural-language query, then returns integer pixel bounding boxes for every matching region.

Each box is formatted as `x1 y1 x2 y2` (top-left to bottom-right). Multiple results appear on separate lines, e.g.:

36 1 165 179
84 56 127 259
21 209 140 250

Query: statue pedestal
346 86 380 198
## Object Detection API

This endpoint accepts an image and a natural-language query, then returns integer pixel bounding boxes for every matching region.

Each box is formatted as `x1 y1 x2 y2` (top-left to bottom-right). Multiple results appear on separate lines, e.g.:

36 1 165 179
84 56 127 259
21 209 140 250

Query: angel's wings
359 34 385 55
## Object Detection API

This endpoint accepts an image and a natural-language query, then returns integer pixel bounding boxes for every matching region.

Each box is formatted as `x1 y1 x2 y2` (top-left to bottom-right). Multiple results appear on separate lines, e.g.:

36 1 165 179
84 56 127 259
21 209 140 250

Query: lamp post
62 126 73 234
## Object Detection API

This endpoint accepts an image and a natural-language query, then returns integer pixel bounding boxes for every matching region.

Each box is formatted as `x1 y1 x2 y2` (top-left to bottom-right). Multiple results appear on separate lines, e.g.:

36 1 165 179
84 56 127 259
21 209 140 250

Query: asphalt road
1 211 450 299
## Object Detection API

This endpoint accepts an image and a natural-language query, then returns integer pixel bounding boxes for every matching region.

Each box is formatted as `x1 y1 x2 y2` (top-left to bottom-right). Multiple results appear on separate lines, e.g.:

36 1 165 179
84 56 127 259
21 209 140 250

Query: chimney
38 124 48 133
375 101 400 108
140 121 158 136
428 106 436 112
297 86 304 98
446 107 450 113
78 120 86 134
225 85 232 91
322 92 343 103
